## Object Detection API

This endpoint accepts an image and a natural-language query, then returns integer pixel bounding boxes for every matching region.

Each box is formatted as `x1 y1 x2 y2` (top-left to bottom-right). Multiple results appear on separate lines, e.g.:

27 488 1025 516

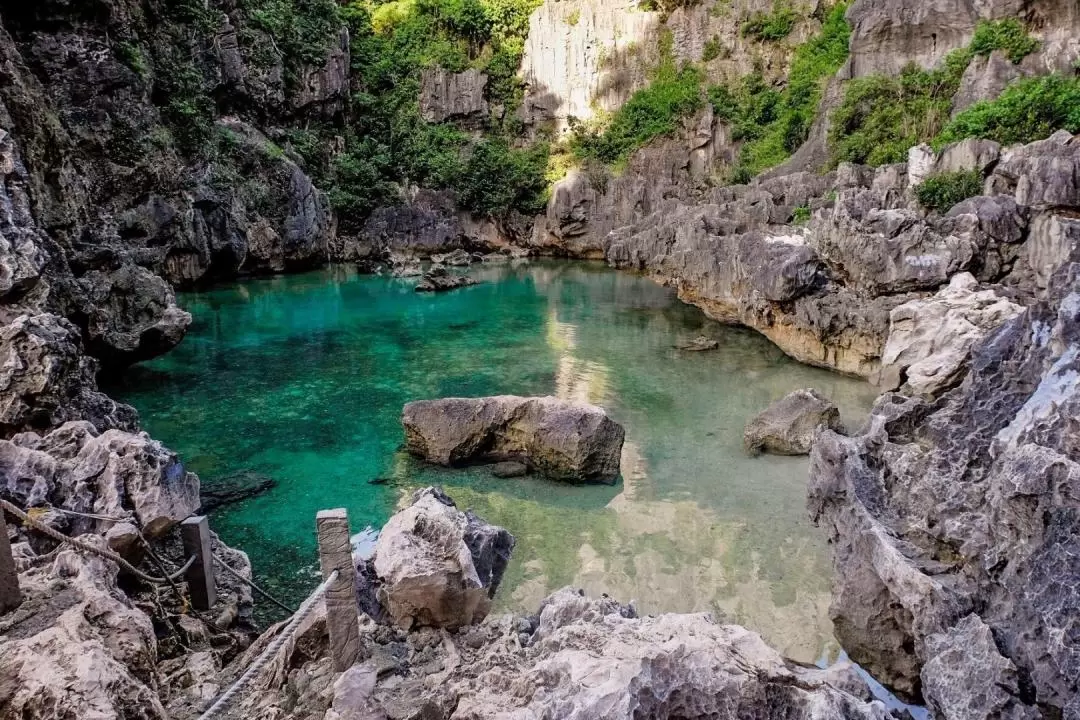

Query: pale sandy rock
372 487 514 631
1023 211 1080 292
0 541 166 720
402 396 625 483
520 0 660 133
878 273 1023 396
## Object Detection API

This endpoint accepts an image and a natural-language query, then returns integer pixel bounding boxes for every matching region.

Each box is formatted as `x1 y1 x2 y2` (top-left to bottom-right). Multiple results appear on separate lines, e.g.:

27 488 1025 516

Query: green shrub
702 35 725 61
790 204 811 224
242 0 343 85
457 139 550 215
935 74 1080 147
914 170 983 213
741 4 797 42
711 2 850 178
830 50 970 166
571 64 704 165
969 19 1039 64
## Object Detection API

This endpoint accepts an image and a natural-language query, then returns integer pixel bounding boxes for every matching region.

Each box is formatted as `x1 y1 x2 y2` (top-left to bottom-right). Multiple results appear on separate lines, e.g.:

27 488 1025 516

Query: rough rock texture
420 67 488 124
1 420 199 541
808 248 1080 715
368 487 515 631
845 0 1080 79
743 388 843 456
0 541 167 719
402 396 625 483
520 0 660 133
250 587 898 720
876 273 1024 397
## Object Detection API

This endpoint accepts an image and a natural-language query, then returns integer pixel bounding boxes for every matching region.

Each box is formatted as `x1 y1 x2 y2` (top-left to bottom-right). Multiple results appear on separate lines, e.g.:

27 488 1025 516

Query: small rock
743 389 843 456
675 336 719 351
490 461 529 478
415 267 478 293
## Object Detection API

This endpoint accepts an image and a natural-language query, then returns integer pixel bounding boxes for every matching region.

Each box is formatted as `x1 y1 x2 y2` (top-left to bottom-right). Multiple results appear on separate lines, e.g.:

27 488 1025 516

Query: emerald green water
107 261 878 662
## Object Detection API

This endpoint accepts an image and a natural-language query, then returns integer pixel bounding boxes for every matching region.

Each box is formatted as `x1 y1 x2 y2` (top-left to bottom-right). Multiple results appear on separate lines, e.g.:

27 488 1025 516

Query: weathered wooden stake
181 515 216 611
0 511 23 614
317 508 361 671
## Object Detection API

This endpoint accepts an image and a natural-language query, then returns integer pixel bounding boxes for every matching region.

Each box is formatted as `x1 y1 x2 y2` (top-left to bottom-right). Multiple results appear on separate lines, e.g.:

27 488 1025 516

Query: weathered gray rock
0 540 167 720
809 251 1080 714
922 614 1040 720
402 396 625 483
877 273 1024 397
952 52 1030 115
430 248 473 267
990 130 1080 209
371 487 514 631
0 421 199 540
419 67 488 124
0 313 138 436
744 388 843 456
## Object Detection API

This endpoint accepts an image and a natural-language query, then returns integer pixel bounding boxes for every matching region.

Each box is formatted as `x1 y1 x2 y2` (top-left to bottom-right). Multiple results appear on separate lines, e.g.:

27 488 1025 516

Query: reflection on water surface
108 261 879 662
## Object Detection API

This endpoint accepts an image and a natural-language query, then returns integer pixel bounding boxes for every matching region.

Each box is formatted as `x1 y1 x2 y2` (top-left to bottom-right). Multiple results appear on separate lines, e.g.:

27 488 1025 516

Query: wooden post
1 511 22 614
181 516 216 611
316 508 360 671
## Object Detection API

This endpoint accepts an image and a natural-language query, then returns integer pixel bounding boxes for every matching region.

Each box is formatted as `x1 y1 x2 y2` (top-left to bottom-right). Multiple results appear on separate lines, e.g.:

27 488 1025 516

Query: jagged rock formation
808 246 1080 714
743 388 843 456
420 68 489 124
402 396 626 482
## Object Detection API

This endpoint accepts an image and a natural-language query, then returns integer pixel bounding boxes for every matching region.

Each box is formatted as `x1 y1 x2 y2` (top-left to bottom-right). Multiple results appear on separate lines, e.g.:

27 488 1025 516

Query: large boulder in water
370 487 514 631
743 389 842 456
402 396 625 483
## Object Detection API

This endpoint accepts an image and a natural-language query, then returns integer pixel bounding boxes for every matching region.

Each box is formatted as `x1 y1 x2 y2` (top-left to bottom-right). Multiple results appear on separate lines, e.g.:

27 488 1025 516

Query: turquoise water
107 261 879 662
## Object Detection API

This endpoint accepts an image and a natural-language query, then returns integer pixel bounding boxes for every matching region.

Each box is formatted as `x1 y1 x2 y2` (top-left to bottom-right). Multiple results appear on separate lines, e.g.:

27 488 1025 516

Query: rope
213 553 296 615
46 506 130 524
198 570 339 720
0 498 192 585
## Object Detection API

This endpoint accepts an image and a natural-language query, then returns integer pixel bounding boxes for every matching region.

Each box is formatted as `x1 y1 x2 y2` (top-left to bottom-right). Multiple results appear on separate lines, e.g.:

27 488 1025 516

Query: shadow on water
105 260 882 665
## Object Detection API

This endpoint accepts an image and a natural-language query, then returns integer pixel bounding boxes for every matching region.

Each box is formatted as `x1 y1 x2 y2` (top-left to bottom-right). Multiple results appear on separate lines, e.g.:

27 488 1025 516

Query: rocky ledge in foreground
402 396 625 483
809 250 1080 718
236 487 897 720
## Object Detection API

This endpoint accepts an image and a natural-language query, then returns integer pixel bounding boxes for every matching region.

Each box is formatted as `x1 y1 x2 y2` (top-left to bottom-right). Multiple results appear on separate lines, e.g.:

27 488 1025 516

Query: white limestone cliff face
520 0 661 134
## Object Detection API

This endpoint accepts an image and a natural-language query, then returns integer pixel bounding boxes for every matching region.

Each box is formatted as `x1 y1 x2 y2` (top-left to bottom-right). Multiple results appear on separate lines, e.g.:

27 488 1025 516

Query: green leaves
741 4 797 42
572 65 705 166
914 170 983 213
969 19 1040 64
936 74 1080 147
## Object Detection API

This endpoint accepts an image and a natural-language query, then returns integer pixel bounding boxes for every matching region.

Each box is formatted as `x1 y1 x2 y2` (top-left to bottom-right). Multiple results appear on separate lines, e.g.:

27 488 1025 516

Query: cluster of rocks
231 487 899 720
402 396 626 483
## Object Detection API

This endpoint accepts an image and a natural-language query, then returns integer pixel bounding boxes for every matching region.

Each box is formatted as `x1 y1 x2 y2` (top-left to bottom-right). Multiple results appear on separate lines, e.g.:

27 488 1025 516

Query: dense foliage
740 4 798 42
936 74 1080 147
710 2 851 180
299 0 550 225
914 170 983 213
829 19 1045 166
569 57 705 166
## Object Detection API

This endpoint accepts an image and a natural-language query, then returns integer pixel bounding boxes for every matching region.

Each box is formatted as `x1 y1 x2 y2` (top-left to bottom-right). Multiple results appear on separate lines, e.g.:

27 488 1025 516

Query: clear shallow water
107 261 879 662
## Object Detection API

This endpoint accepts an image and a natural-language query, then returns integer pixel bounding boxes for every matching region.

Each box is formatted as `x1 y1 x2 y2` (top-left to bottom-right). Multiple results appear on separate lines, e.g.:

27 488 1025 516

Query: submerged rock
198 470 276 513
402 396 625 482
370 487 514 631
490 461 529 478
743 389 842 456
414 267 478 293
675 335 719 351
